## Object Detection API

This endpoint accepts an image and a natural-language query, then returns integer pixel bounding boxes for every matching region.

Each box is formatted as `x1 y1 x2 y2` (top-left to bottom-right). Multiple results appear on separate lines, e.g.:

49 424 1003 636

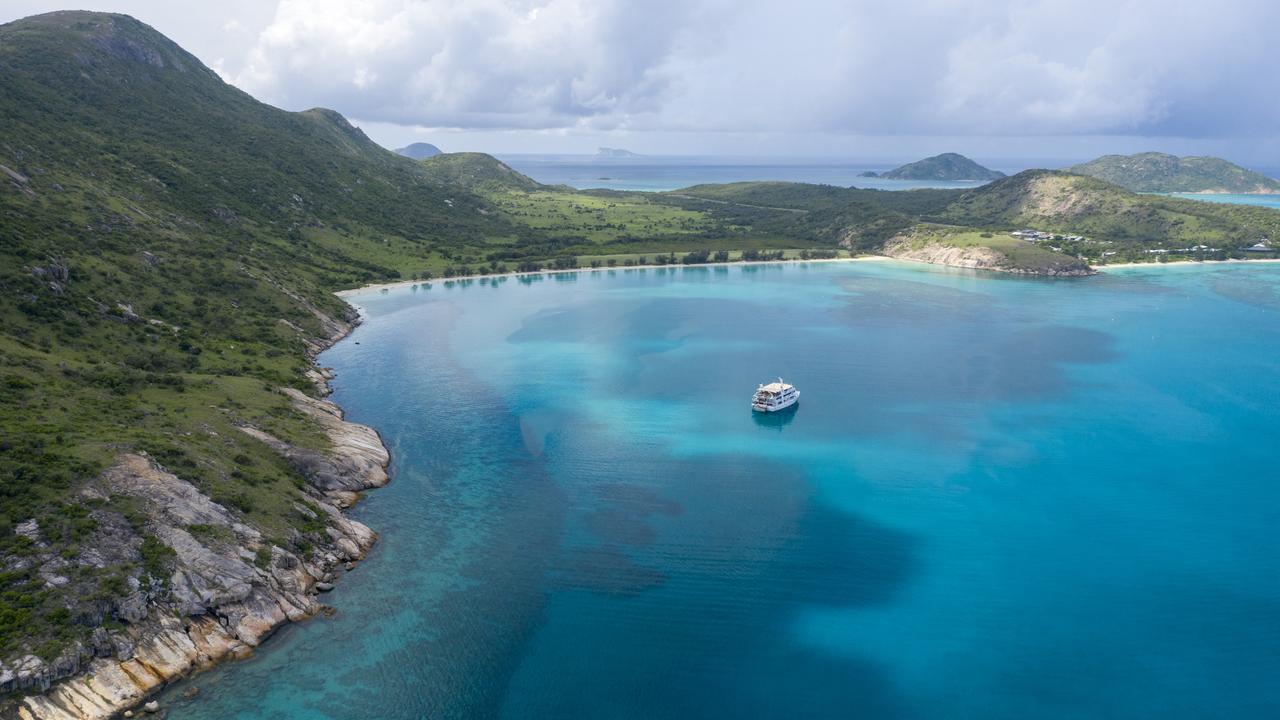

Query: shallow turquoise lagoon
167 261 1280 719
1168 192 1280 210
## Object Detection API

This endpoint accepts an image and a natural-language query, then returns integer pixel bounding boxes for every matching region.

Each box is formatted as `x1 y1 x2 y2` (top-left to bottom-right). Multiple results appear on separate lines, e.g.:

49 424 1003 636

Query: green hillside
1066 152 1280 194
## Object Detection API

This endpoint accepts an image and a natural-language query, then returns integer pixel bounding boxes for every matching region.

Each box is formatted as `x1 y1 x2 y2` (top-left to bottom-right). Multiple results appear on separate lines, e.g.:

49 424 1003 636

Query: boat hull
752 392 799 413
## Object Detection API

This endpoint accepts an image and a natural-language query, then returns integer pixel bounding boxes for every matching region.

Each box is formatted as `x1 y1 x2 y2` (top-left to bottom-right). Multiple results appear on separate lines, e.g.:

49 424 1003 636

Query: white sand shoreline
1097 258 1280 271
333 254 1280 299
335 256 893 297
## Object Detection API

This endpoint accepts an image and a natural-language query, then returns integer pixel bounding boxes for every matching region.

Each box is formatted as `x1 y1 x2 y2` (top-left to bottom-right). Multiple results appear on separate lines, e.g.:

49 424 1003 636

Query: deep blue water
499 155 1006 192
166 261 1280 719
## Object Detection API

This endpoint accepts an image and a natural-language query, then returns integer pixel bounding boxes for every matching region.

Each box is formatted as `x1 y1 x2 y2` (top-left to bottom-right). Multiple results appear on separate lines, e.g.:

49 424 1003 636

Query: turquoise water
1168 192 1280 210
166 261 1280 719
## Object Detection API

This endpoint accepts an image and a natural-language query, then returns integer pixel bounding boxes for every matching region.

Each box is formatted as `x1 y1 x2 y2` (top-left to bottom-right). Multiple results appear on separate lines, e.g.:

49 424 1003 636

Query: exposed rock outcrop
11 442 382 720
12 314 390 720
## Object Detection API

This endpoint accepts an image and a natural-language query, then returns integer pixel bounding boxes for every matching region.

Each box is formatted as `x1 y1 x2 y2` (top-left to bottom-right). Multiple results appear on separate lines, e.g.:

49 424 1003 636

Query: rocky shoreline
5 313 391 720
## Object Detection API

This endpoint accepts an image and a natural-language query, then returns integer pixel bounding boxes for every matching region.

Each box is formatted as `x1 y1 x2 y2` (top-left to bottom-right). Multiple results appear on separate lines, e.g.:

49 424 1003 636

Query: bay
166 260 1280 719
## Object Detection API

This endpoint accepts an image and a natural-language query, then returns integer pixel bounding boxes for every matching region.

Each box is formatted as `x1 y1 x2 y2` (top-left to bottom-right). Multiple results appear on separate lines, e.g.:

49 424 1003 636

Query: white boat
752 378 799 412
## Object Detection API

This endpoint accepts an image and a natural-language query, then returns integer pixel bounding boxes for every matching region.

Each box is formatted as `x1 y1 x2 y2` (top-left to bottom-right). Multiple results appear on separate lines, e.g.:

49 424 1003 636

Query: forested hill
1066 152 1280 194
417 152 543 191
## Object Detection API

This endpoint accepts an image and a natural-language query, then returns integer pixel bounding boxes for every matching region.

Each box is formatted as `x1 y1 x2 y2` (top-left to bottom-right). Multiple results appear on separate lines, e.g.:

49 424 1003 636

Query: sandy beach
334 254 1280 299
1096 257 1280 271
335 255 892 297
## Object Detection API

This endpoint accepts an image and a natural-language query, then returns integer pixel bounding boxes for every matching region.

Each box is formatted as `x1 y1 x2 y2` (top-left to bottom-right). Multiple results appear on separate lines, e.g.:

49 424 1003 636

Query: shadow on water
751 403 799 431
522 450 919 719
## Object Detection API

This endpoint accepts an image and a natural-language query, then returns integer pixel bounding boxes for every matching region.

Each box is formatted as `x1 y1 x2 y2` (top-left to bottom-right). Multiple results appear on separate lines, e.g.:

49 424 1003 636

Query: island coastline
14 317 393 720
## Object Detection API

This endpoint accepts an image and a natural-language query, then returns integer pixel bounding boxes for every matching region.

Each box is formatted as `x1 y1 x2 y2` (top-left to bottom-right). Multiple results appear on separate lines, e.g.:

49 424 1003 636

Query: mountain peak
6 11 205 73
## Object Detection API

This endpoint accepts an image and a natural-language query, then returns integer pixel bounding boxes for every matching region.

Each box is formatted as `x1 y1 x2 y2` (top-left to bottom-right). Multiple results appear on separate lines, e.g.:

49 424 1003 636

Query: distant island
1066 152 1280 194
395 142 443 159
596 147 641 158
877 153 1006 181
857 170 880 178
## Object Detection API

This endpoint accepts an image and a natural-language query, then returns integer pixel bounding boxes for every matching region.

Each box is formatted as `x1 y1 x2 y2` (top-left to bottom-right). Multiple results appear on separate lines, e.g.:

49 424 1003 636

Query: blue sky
6 0 1280 166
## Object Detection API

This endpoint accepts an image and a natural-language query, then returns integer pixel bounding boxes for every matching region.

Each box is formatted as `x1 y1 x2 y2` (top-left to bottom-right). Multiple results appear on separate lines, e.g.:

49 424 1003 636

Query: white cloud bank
4 0 1279 151
227 0 1280 139
233 0 726 130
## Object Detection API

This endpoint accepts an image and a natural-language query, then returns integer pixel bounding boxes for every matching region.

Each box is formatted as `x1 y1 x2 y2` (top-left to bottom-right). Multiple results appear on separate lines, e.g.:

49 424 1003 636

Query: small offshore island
2 9 1280 720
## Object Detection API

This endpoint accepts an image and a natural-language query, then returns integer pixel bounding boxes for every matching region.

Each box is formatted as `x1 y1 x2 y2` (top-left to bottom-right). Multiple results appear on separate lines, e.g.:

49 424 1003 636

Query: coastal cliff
6 317 391 720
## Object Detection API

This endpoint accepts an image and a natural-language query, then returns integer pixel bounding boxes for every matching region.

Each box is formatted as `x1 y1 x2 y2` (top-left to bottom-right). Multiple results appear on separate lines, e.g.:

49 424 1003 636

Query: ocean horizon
496 155 1280 203
162 260 1280 719
497 154 1046 192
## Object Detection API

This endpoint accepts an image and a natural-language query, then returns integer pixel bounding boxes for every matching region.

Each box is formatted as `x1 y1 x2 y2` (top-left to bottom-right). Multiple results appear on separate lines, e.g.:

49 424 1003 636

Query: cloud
233 0 725 130
228 0 1280 139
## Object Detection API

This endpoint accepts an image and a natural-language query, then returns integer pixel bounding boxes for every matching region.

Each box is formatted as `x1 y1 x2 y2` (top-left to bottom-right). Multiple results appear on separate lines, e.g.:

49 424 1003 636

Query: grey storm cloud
6 0 1280 139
